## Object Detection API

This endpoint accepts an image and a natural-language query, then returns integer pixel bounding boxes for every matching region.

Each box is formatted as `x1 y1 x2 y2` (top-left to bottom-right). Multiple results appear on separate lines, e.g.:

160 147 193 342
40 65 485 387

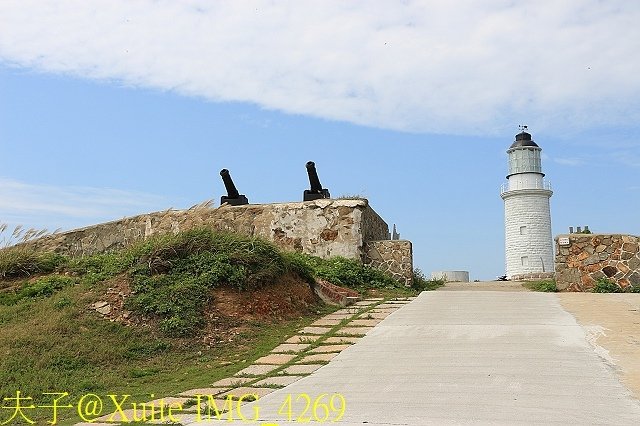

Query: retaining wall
555 234 640 291
363 240 413 286
29 199 389 262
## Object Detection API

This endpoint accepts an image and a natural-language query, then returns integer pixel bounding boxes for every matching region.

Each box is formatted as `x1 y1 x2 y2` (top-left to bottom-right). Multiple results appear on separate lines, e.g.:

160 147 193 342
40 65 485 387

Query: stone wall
555 234 640 291
361 206 391 242
29 199 391 263
363 240 413 286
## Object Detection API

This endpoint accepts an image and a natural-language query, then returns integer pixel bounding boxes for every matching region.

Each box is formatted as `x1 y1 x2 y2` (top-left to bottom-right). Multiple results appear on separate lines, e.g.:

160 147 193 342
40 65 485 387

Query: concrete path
189 291 640 425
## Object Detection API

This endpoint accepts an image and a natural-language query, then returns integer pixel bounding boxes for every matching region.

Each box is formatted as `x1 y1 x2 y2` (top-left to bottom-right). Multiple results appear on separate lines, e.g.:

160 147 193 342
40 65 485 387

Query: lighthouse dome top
510 131 539 149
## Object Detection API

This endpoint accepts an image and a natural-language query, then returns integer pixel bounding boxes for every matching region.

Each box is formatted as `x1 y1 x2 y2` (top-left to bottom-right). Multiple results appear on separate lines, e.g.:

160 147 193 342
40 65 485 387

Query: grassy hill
0 227 420 424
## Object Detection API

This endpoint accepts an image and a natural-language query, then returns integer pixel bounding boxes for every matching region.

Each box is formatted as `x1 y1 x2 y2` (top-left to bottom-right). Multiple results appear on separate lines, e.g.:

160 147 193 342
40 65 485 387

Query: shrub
411 268 444 291
592 277 621 293
524 279 557 292
124 228 314 337
287 254 401 289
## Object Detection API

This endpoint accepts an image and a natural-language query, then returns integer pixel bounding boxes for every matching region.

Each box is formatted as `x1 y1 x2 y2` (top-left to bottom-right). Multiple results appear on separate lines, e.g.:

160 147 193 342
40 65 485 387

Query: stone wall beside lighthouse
500 129 554 280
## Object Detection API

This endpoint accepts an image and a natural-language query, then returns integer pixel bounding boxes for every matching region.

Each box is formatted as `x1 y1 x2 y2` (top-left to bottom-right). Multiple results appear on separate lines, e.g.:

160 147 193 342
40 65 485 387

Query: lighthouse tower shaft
500 131 553 279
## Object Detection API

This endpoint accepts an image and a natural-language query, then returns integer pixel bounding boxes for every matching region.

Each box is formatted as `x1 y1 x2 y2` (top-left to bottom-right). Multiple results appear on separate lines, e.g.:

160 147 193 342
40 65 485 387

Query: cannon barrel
303 161 330 201
220 169 240 198
306 161 323 193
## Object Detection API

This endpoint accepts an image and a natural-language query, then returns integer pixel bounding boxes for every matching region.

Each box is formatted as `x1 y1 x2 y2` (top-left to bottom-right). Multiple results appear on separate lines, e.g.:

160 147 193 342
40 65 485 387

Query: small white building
500 129 554 279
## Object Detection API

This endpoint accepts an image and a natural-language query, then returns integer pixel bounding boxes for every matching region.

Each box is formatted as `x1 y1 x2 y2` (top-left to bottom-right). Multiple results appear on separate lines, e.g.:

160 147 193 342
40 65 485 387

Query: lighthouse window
521 256 529 266
519 226 527 235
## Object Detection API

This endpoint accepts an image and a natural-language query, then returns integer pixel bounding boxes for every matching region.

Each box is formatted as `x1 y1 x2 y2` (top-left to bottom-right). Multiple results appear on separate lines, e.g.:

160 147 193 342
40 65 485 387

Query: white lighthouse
500 128 554 279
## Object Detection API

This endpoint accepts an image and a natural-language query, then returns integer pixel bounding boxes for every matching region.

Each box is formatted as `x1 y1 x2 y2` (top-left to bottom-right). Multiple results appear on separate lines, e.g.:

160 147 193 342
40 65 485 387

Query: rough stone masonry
28 199 415 285
555 233 640 291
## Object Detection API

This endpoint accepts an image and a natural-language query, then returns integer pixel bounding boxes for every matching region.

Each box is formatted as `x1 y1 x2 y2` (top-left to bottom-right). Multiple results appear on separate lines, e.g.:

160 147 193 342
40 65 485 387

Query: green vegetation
592 277 622 293
0 226 413 423
286 253 404 291
589 277 640 293
522 279 558 292
411 268 445 291
0 224 63 278
0 275 77 305
0 247 65 278
123 229 311 336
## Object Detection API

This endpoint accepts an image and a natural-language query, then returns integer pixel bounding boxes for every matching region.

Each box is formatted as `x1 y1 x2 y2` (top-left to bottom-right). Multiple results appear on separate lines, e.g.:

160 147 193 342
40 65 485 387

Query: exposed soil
203 274 319 347
89 273 320 347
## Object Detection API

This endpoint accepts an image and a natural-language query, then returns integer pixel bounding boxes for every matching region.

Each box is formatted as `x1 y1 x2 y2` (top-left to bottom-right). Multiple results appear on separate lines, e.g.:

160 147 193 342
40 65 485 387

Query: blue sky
1 1 639 279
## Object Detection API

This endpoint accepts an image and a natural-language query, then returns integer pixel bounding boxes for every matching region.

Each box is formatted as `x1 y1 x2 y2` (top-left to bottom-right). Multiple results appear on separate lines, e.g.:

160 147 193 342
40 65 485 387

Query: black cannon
219 169 249 206
303 161 330 201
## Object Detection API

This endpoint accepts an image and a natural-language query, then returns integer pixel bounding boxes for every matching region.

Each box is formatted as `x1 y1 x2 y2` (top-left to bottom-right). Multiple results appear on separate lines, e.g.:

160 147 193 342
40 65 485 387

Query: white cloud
0 177 165 229
0 0 639 135
553 157 586 166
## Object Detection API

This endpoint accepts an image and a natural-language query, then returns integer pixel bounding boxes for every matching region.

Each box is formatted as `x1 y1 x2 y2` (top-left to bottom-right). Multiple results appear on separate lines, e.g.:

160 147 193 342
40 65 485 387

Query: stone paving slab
145 396 191 408
360 312 390 320
332 308 360 315
310 344 351 353
75 423 115 426
94 409 136 422
211 377 251 387
281 364 324 375
300 352 339 363
284 335 320 343
178 387 228 397
219 387 275 399
335 326 373 335
375 303 403 309
234 364 280 376
349 318 382 326
323 336 361 344
323 312 355 320
271 343 310 353
182 398 233 414
354 300 377 306
299 326 332 335
253 353 296 364
309 317 344 326
254 375 306 387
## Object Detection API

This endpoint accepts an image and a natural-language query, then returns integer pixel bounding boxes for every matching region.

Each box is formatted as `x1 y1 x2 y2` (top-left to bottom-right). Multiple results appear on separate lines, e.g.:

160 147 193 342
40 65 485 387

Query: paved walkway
188 290 640 425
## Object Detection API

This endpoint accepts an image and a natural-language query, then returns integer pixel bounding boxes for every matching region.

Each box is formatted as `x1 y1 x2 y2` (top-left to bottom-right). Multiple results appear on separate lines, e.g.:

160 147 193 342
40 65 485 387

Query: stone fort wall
28 199 414 285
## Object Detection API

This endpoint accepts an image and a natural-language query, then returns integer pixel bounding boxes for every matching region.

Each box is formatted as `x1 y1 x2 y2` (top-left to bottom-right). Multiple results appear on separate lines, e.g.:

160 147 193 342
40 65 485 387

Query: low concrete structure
431 270 470 282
